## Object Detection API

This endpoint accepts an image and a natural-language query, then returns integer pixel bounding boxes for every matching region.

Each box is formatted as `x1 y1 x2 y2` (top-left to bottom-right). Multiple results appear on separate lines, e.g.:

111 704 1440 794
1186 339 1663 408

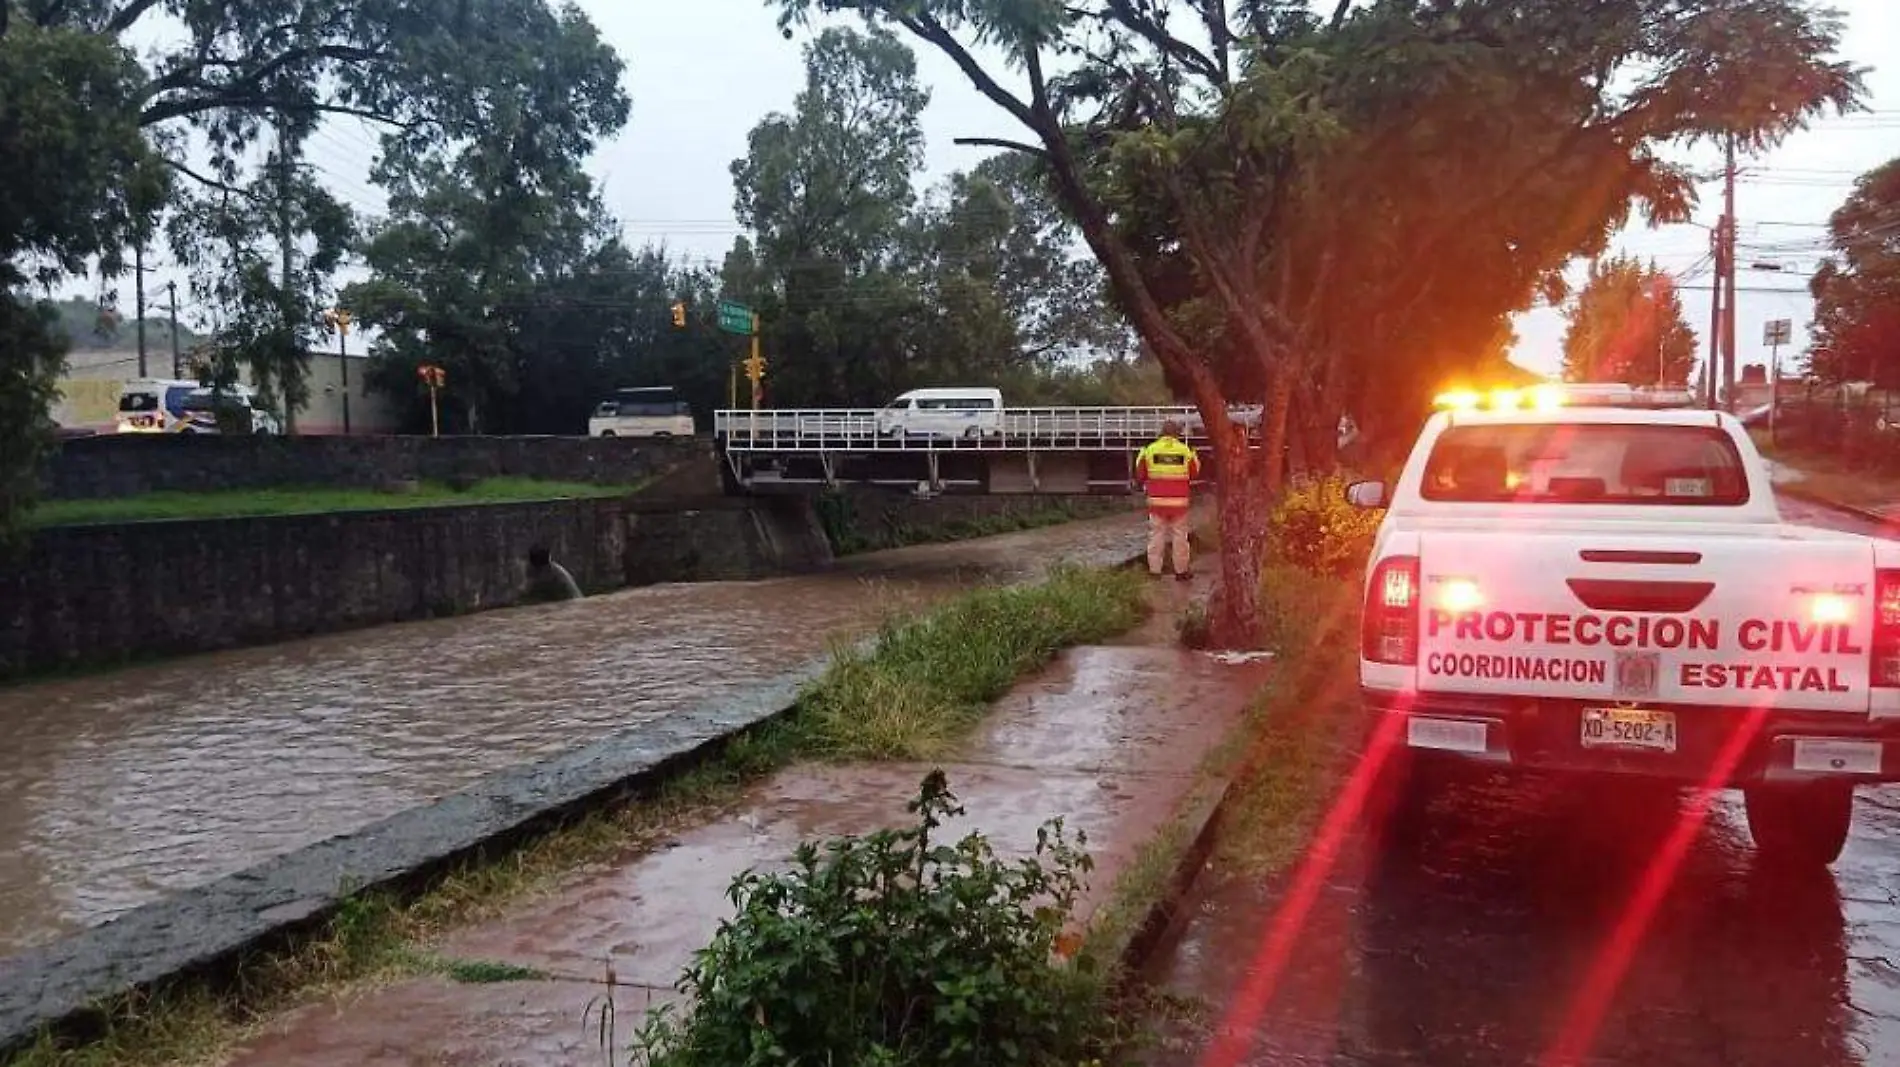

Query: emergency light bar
1433 383 1697 412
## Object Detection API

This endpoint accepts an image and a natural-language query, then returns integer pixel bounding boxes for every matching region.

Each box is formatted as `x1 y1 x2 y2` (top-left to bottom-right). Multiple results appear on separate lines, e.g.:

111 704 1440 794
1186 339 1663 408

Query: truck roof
1435 407 1736 430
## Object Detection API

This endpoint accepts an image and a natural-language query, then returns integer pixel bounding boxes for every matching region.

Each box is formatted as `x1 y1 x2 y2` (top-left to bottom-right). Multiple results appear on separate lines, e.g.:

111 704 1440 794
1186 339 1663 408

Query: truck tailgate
1417 530 1875 713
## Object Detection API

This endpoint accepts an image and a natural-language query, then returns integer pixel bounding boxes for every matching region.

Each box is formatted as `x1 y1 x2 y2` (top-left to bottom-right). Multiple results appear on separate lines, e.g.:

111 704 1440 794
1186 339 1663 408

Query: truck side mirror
1345 480 1388 509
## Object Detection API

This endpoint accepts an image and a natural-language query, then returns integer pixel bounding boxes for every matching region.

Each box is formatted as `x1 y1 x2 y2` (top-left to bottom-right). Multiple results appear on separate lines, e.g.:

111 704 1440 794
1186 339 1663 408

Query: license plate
1581 707 1678 753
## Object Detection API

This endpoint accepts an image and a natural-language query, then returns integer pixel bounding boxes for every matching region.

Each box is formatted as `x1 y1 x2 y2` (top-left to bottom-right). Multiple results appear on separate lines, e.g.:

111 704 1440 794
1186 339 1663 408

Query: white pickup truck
1348 394 1900 867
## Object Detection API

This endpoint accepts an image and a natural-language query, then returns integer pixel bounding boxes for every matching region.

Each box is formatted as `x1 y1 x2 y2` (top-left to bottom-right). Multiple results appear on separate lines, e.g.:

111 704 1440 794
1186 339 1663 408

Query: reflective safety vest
1135 435 1201 514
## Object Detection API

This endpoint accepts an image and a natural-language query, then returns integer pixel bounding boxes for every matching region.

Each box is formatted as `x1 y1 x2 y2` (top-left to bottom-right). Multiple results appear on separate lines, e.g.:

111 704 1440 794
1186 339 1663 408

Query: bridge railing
714 405 1262 452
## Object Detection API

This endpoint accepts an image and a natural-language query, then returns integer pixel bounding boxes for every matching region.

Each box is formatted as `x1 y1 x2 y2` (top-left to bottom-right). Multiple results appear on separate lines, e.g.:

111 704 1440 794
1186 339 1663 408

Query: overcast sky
145 0 1900 383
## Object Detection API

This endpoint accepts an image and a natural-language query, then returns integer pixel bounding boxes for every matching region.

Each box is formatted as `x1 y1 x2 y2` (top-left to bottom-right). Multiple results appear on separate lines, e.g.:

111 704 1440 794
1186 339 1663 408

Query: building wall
52 348 401 435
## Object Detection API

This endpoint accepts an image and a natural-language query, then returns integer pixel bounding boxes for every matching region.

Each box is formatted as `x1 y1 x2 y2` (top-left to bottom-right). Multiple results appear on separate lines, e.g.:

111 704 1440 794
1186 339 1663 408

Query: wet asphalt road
1144 493 1900 1067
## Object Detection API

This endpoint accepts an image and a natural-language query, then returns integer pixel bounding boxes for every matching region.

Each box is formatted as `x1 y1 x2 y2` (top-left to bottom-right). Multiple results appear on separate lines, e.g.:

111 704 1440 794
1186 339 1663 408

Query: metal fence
714 405 1263 453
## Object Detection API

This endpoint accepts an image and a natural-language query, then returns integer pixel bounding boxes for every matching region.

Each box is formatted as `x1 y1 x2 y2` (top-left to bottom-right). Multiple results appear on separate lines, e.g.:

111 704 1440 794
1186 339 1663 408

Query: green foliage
630 771 1111 1067
0 21 158 286
1257 560 1360 657
1263 473 1382 580
727 27 1129 408
342 0 630 434
1808 157 1900 387
770 0 1864 642
0 300 66 554
168 157 356 427
0 21 157 547
1561 255 1698 386
795 565 1148 760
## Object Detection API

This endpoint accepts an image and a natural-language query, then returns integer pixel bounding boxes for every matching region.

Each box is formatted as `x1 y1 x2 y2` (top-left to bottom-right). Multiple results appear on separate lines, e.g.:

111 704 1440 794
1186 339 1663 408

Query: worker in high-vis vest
1134 419 1201 580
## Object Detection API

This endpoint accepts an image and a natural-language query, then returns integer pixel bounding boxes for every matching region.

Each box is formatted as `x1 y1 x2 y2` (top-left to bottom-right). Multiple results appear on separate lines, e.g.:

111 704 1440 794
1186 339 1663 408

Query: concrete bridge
714 406 1261 494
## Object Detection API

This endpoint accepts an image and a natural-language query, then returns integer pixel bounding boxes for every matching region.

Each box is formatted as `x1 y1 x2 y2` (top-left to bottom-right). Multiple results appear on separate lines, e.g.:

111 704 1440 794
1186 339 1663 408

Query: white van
178 386 281 435
116 378 200 433
117 379 280 435
875 387 1004 440
589 386 696 438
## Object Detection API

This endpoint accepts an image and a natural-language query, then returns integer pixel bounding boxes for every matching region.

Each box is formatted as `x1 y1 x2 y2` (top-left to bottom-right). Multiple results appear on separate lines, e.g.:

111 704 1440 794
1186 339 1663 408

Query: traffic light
744 354 766 382
670 301 687 328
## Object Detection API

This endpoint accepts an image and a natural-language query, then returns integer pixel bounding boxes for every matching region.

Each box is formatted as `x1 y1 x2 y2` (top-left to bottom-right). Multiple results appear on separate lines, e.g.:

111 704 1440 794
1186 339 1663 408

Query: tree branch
105 0 166 35
143 95 409 129
894 11 1038 130
164 158 267 201
140 43 385 123
1330 0 1354 30
952 136 1049 157
1102 0 1223 84
1200 0 1231 81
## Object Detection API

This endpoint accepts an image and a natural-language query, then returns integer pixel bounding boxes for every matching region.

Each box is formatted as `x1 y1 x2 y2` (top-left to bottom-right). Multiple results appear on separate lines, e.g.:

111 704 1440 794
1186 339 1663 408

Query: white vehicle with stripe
1347 383 1900 867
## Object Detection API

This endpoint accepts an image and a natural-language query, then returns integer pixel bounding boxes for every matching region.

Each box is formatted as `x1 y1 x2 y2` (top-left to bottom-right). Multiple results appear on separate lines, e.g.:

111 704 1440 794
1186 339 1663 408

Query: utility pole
1705 220 1724 409
134 242 148 378
167 281 182 378
277 116 298 434
1720 134 1739 414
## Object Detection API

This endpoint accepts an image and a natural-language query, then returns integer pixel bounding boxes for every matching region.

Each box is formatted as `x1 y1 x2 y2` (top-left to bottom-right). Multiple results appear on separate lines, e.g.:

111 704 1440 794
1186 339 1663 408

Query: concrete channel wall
0 490 1133 681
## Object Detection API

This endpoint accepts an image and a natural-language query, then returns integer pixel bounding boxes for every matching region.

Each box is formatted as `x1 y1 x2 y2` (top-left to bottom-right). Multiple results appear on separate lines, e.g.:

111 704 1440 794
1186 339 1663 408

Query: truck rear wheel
1743 783 1853 868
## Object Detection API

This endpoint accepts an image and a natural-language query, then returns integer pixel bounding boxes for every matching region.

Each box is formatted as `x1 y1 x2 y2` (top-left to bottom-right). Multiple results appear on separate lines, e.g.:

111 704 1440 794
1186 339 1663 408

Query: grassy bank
28 477 635 527
1751 433 1900 510
8 564 1148 1067
1215 565 1366 872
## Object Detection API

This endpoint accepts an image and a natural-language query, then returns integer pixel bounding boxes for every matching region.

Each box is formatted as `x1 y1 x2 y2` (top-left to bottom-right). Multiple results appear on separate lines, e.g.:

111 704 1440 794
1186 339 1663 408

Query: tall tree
168 155 355 424
729 28 1129 407
4 0 631 429
0 20 159 544
769 0 1863 644
344 0 630 432
1561 256 1698 386
1809 157 1900 386
729 26 931 406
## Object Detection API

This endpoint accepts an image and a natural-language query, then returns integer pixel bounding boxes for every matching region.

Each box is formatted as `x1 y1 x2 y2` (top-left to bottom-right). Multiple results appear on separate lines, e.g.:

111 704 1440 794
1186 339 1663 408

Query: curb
1111 770 1237 976
0 539 1151 1059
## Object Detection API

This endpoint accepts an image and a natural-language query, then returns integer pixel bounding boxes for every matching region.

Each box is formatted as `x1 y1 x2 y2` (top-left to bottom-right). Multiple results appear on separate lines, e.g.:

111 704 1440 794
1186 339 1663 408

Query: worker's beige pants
1147 511 1191 575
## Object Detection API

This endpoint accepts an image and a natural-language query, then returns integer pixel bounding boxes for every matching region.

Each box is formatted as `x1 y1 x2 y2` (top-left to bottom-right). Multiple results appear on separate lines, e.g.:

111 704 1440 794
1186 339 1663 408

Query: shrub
1258 562 1361 655
630 771 1109 1067
1264 472 1383 578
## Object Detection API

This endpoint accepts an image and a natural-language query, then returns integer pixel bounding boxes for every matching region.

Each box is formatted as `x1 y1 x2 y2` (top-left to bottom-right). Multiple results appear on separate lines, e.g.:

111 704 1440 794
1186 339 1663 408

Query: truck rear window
1421 423 1749 505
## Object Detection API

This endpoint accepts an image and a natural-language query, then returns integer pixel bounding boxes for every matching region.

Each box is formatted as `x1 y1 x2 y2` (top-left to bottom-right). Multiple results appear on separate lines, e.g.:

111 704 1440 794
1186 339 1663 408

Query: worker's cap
1161 419 1185 437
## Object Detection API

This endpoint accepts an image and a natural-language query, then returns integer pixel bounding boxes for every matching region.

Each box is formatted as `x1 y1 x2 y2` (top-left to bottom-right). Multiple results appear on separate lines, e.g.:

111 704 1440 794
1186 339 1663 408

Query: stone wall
0 495 831 681
41 434 710 501
816 488 1139 554
0 486 1127 680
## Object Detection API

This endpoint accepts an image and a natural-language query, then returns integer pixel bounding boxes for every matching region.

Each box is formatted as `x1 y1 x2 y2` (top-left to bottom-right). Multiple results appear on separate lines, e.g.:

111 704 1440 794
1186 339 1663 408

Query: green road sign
716 300 755 336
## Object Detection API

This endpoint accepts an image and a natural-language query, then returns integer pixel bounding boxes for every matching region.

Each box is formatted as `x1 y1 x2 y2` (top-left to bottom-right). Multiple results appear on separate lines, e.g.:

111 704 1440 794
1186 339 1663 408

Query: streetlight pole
324 308 353 434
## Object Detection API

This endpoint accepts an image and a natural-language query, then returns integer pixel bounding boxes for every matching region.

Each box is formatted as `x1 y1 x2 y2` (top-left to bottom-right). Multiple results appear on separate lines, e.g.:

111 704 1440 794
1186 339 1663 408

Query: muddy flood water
0 512 1143 955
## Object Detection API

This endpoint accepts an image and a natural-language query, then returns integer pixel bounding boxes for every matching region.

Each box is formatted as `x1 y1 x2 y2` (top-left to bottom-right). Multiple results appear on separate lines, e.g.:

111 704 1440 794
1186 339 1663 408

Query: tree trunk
1206 428 1273 649
1262 366 1294 494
